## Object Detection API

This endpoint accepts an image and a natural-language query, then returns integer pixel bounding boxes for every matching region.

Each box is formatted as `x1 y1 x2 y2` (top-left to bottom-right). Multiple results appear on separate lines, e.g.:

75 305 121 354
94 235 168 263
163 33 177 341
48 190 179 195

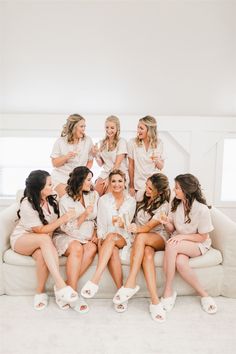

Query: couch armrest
210 207 236 267
0 203 19 253
0 203 19 295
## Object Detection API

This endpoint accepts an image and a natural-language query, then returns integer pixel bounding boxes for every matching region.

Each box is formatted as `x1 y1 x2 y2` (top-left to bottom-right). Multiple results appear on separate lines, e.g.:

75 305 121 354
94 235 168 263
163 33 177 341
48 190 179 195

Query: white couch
1 202 236 298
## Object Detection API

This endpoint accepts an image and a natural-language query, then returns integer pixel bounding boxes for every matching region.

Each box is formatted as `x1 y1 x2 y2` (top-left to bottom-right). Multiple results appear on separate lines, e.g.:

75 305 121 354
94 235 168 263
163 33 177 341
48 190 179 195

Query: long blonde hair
135 115 158 148
61 114 86 143
100 115 120 151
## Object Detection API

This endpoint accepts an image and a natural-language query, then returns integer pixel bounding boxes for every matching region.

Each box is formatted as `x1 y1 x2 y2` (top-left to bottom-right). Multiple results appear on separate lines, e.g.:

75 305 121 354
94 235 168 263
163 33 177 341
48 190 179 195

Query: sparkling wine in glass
150 149 158 163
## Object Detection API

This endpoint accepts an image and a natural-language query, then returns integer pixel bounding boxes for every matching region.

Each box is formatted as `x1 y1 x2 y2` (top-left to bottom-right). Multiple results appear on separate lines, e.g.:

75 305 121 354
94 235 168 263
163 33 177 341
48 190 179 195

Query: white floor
0 295 236 354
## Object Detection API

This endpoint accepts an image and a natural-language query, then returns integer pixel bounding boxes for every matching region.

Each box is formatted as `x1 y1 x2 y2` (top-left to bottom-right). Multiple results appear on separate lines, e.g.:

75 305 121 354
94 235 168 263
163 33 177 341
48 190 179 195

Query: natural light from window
221 138 236 202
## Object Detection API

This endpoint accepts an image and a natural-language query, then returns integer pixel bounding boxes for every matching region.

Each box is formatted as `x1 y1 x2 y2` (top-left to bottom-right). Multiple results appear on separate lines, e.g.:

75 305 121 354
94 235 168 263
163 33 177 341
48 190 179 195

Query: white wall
1 1 236 220
1 0 236 115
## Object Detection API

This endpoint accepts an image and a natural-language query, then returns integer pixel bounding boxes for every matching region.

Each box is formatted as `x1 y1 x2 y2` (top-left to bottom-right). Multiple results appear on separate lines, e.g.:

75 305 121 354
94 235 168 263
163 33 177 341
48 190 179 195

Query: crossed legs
163 241 208 298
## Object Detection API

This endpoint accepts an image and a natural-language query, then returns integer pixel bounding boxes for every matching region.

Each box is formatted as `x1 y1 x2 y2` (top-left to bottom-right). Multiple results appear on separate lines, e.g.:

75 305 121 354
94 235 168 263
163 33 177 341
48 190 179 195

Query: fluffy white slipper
54 285 78 304
201 296 217 314
161 291 177 312
33 293 48 311
113 285 140 304
149 302 166 323
55 297 70 310
71 297 90 314
81 280 99 299
114 301 128 313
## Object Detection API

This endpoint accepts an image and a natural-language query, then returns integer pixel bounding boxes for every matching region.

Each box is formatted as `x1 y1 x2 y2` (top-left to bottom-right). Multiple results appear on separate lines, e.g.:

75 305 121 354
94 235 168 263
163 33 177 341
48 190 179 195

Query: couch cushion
4 247 222 268
3 249 68 266
120 247 222 268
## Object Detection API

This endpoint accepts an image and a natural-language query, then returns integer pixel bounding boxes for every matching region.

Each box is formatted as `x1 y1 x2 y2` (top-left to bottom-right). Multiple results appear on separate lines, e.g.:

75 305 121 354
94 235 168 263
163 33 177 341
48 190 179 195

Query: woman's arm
76 206 93 228
51 152 76 168
168 232 209 244
129 218 161 234
32 209 76 234
154 157 164 171
113 154 125 170
128 157 135 196
86 159 93 169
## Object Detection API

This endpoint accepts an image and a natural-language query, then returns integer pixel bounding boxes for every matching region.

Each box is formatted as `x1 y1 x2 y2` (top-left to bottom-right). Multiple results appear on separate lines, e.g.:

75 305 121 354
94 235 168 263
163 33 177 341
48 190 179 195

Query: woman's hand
91 144 99 158
85 205 93 217
66 151 77 160
127 223 137 233
167 234 185 246
129 187 135 197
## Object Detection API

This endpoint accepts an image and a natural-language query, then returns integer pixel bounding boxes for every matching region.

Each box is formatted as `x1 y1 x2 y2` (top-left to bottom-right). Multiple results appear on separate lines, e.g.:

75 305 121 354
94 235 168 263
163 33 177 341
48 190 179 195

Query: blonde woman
127 116 165 196
81 169 136 312
51 114 94 197
93 116 129 196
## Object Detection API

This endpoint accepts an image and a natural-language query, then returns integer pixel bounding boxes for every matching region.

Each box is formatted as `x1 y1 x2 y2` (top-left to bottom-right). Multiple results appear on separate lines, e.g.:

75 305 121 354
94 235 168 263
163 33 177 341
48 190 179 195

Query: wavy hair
61 113 86 143
108 169 126 185
100 115 121 152
136 173 170 218
171 173 211 224
17 170 59 225
66 166 93 201
135 115 158 148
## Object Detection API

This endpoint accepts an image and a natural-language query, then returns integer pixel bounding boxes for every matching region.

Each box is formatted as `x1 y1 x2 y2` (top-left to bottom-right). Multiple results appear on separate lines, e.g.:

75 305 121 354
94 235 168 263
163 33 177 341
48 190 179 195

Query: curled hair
108 169 126 184
17 170 59 225
171 173 211 223
66 166 93 201
61 113 86 143
136 173 170 218
135 115 158 148
100 115 121 152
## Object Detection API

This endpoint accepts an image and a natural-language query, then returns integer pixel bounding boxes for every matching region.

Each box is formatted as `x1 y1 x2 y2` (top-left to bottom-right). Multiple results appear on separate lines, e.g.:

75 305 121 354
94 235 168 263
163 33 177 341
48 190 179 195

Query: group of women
10 114 217 322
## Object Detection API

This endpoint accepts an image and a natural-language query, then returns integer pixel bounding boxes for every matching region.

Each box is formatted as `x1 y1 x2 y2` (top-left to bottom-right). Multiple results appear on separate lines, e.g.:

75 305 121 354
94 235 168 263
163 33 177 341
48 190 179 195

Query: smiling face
145 179 158 200
110 173 125 193
74 119 86 139
174 181 185 200
137 122 148 140
82 172 93 192
105 120 117 139
40 176 53 200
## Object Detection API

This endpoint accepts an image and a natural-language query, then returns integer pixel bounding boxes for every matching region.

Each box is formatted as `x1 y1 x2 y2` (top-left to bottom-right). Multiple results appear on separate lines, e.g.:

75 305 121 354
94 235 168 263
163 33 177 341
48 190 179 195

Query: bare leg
125 233 165 288
65 241 84 290
79 242 97 278
176 254 208 297
14 234 67 289
142 246 161 305
32 249 49 294
108 246 123 289
163 240 202 298
91 234 126 285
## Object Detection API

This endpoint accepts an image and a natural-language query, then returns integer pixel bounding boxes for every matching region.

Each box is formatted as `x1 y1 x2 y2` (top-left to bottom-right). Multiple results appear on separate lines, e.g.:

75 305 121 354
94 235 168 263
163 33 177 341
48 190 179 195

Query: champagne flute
150 148 158 163
123 212 134 242
159 206 167 232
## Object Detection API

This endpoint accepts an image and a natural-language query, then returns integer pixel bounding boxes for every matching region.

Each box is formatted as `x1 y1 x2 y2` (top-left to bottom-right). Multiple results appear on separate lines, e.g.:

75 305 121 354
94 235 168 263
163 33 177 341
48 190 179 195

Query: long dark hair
136 173 170 218
66 166 93 201
171 173 211 224
17 170 59 225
